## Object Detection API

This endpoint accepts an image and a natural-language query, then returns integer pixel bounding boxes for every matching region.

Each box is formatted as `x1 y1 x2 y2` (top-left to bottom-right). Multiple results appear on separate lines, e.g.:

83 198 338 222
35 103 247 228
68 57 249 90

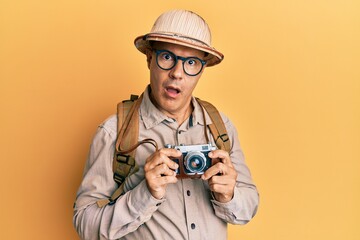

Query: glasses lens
156 51 176 70
183 58 203 76
155 50 205 76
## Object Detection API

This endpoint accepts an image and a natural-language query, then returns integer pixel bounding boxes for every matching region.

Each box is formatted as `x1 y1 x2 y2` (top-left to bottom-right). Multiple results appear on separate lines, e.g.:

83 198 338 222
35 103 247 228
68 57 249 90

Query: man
73 9 259 240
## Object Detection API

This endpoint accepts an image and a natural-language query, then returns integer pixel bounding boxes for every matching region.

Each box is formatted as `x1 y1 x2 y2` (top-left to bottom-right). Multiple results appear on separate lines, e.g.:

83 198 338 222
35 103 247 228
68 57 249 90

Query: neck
149 91 193 125
171 102 193 125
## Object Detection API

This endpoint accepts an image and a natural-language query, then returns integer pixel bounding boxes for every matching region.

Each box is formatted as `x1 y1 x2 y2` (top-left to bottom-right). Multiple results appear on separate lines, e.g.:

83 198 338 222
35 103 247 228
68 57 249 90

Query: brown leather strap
98 95 143 208
116 94 143 156
196 98 231 152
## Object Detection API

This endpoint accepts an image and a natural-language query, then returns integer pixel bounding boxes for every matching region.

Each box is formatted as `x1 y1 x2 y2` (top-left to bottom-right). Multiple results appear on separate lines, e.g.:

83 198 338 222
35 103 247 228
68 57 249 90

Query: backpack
97 94 230 207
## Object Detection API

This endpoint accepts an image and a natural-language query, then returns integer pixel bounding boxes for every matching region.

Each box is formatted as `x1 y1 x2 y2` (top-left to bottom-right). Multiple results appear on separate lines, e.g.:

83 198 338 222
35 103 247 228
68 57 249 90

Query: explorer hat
134 9 224 67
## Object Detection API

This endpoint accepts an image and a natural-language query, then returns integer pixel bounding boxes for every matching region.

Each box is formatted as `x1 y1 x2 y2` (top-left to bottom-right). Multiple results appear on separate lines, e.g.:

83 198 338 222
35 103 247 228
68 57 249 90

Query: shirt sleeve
210 114 259 225
73 119 164 240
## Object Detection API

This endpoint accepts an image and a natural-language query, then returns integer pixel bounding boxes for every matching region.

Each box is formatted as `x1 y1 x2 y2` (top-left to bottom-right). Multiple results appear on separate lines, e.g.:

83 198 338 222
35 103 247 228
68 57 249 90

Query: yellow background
1 0 359 239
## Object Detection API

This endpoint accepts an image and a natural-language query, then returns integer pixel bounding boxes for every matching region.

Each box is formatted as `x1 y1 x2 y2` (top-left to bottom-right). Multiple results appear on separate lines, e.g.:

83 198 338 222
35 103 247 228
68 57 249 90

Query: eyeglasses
154 49 207 76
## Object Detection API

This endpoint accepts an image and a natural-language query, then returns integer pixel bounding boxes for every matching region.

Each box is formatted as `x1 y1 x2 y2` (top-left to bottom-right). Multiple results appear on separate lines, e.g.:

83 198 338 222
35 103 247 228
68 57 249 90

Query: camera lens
184 152 207 173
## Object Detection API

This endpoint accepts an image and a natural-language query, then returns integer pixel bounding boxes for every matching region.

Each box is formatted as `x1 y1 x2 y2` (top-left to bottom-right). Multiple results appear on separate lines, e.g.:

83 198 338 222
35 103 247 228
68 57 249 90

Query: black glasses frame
154 49 206 76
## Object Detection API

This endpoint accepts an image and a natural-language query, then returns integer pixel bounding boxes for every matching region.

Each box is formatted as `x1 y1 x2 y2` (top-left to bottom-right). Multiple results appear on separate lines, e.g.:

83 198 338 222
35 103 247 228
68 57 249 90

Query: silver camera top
165 143 216 152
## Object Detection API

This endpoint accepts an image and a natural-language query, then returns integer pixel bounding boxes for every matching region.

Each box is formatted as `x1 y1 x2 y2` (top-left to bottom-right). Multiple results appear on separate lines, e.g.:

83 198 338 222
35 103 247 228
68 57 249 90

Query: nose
169 59 184 80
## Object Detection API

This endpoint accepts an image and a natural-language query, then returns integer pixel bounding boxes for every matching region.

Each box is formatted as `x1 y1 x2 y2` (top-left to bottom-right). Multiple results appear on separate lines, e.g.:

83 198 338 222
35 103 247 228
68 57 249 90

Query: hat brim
134 33 224 67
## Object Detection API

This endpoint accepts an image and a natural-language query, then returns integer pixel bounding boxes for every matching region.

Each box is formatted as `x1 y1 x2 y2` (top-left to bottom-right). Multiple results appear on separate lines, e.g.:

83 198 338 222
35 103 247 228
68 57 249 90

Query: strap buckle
218 133 229 143
116 153 132 163
114 153 135 185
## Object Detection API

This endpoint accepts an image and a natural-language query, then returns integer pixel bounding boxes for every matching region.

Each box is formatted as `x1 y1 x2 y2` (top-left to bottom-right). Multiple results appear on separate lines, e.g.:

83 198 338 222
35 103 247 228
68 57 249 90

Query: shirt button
191 223 196 229
187 190 191 196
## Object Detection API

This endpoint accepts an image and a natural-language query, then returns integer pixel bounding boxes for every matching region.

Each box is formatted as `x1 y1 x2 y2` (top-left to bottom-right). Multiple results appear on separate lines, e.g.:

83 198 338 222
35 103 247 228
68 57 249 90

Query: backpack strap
196 98 231 152
97 94 142 207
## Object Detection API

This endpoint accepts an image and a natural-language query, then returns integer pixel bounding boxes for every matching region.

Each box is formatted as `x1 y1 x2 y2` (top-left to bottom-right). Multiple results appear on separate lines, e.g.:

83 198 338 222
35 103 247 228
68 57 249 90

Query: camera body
165 143 219 179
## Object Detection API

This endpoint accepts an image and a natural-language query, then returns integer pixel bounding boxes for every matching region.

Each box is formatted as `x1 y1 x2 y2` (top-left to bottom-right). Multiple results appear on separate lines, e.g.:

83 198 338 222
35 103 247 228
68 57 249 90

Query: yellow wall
1 0 359 239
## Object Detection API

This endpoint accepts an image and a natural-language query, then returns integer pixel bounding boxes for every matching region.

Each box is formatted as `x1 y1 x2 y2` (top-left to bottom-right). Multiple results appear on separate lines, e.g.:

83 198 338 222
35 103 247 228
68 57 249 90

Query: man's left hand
201 150 237 203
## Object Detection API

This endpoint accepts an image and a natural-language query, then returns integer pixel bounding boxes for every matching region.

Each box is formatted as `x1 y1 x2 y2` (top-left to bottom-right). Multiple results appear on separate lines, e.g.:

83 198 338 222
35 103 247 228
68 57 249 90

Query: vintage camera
165 143 219 179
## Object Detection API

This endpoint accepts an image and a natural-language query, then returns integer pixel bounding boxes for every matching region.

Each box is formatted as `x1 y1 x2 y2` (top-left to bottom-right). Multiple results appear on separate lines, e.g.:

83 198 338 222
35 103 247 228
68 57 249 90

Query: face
146 42 206 118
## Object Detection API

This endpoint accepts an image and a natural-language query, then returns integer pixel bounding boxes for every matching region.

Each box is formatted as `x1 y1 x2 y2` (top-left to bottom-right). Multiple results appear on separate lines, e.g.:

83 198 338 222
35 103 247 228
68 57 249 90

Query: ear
145 49 153 69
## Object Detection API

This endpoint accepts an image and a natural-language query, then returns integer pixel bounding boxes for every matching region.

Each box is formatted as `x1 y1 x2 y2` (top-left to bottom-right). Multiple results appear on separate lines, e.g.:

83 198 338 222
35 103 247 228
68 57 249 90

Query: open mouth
165 86 181 97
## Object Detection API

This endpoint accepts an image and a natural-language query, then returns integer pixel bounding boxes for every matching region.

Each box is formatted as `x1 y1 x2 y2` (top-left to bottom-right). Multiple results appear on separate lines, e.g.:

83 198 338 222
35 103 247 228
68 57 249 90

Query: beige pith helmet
134 9 224 67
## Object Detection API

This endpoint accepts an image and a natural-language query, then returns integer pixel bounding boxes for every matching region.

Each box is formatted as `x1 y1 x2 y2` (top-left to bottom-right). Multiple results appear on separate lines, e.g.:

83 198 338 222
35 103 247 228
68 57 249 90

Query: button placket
176 126 200 239
176 128 186 146
182 179 200 239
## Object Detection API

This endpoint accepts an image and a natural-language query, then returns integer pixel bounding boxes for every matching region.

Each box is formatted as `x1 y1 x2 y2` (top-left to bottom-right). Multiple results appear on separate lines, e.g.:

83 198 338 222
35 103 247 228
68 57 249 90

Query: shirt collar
140 85 212 130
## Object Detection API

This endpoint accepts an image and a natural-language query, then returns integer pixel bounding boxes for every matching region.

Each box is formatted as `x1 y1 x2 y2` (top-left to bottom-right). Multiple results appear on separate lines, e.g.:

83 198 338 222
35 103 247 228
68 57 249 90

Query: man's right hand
144 148 180 199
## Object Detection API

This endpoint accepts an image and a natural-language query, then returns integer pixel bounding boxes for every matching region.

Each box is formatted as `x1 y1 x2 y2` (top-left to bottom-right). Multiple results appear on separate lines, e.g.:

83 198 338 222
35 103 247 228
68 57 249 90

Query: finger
160 164 178 177
164 157 179 171
201 162 226 180
209 150 232 166
146 148 181 164
208 174 236 188
208 175 236 186
146 167 178 187
145 152 166 171
145 150 179 171
159 175 178 185
147 172 178 186
208 182 227 193
148 163 177 177
146 175 178 200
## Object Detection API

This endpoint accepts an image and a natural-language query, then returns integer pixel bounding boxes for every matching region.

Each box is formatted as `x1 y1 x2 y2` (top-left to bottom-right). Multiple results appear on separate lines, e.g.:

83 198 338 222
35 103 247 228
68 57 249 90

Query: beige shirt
73 87 259 240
